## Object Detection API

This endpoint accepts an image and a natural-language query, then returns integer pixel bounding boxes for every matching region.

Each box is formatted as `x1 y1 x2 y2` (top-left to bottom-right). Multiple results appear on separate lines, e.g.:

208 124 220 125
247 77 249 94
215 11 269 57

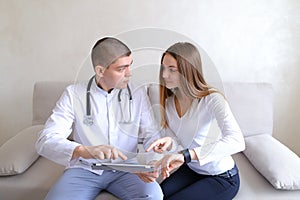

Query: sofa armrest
243 134 300 190
0 125 44 176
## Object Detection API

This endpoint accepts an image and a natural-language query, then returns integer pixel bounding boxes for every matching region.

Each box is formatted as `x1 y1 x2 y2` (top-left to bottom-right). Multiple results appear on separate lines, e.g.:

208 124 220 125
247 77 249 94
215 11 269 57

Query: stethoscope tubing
84 75 132 125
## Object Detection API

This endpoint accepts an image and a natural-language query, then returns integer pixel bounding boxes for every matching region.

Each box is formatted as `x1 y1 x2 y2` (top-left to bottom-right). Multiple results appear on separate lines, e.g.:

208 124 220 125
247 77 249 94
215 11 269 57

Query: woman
147 42 245 200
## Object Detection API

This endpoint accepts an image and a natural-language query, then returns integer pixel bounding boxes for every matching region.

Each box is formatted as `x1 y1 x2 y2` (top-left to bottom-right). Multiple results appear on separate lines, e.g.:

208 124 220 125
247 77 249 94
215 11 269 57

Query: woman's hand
135 160 159 183
155 153 184 180
135 171 159 183
146 137 173 153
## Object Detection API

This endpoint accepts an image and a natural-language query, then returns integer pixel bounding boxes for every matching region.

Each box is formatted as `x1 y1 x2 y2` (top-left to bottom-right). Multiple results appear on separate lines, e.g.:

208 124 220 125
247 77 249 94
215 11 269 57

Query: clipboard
79 159 155 173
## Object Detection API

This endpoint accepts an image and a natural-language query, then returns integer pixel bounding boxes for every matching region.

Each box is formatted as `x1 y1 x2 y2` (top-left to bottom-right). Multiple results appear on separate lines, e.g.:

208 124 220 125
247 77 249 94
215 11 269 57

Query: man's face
99 55 132 90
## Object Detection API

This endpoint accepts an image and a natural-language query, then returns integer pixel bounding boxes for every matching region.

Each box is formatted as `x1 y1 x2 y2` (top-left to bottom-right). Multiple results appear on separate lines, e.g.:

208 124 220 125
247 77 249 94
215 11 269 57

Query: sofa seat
0 157 64 200
233 153 300 199
1 152 299 200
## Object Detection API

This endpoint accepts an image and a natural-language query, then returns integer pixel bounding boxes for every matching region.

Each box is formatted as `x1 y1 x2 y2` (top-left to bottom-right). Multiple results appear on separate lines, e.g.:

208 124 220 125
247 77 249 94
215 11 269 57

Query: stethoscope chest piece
83 115 94 126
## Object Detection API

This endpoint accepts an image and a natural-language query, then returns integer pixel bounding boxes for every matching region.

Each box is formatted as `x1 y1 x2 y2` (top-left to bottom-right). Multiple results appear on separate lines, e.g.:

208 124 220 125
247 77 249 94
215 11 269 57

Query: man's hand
72 144 127 160
146 137 172 153
155 153 184 180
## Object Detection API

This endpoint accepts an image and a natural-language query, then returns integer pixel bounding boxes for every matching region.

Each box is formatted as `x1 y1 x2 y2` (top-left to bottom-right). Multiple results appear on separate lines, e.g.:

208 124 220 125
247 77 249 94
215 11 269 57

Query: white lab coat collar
90 77 122 98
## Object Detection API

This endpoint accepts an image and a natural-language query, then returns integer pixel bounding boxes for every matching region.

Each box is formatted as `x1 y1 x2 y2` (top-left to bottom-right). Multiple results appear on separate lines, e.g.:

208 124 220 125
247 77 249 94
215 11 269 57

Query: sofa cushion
243 134 300 190
0 125 44 176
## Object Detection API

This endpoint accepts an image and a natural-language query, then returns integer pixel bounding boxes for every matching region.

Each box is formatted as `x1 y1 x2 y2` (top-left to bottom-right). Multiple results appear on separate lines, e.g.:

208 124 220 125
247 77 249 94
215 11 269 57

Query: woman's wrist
189 149 198 161
179 149 191 163
178 149 198 163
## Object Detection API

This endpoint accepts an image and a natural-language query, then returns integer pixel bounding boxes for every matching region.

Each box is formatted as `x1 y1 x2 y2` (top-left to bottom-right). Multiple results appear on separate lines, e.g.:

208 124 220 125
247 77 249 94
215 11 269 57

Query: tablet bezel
91 162 155 172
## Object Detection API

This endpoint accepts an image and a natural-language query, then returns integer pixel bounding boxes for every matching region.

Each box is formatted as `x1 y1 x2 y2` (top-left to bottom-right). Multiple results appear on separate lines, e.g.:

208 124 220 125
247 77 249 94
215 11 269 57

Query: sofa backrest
222 82 273 137
33 81 273 137
32 81 72 125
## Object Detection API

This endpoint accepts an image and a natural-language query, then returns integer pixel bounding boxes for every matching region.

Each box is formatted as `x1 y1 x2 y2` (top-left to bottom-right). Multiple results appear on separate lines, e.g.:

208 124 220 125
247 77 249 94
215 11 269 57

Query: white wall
0 0 299 155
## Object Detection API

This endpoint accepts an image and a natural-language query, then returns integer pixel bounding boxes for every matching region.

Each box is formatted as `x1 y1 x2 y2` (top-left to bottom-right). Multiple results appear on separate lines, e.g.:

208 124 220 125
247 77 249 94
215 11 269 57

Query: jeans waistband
217 165 238 179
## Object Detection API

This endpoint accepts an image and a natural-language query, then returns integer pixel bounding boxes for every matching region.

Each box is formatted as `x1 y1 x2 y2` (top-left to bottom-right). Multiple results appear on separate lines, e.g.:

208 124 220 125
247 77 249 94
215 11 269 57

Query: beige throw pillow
244 134 300 190
0 125 44 176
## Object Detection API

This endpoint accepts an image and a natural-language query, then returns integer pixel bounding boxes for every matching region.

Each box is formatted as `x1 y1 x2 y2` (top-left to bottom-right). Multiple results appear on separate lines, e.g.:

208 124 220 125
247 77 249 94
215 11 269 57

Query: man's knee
127 182 163 200
150 190 164 200
142 183 164 200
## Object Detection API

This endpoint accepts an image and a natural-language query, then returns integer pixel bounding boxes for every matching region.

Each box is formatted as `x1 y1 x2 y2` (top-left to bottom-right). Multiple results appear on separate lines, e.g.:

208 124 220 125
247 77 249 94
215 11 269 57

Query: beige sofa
1 81 300 200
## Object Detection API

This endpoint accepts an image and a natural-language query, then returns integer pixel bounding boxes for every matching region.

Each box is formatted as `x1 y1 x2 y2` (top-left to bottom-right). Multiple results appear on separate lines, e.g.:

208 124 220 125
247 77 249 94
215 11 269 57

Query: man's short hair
91 37 131 68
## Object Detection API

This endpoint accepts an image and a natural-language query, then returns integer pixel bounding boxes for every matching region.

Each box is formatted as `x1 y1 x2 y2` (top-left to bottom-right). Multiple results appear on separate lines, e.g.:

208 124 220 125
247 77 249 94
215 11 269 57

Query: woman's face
161 53 180 89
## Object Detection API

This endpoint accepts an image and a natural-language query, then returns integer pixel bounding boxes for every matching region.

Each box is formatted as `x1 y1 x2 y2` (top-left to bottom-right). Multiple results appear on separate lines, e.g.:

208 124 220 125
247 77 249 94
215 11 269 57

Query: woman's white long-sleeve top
165 92 245 175
35 79 159 173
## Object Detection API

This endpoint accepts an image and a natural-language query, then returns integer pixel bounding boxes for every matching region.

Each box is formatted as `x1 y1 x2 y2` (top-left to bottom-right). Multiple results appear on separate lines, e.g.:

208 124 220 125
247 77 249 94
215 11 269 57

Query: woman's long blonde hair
159 42 217 128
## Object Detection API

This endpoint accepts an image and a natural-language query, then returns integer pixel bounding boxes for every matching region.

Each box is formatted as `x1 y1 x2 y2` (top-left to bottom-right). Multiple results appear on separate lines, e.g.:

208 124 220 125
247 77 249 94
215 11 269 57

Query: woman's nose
162 68 168 78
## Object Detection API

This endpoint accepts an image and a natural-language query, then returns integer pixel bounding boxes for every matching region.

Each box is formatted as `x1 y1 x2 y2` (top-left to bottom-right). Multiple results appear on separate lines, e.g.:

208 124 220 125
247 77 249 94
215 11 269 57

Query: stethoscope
83 75 133 126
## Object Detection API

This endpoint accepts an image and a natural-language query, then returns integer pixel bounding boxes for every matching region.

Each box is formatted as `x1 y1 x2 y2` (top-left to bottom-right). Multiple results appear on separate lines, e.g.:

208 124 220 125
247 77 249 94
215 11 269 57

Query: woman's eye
161 65 177 73
170 68 177 72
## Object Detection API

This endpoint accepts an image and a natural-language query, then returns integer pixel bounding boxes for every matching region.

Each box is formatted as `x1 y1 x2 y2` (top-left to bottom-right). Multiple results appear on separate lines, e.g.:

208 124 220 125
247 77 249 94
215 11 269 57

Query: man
36 37 163 200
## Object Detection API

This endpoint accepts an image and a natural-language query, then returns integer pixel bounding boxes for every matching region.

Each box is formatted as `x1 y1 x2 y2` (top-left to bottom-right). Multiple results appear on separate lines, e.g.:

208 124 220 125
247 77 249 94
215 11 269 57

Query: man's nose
125 67 131 77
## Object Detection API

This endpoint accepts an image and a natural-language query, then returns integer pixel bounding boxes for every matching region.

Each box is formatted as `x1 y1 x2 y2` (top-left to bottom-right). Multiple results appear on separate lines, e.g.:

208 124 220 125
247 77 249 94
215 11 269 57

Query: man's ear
95 65 105 77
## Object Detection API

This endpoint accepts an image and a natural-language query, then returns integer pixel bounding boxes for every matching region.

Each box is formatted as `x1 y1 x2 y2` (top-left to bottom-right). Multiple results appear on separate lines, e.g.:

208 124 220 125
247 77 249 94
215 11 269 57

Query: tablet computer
91 162 155 173
79 159 155 173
